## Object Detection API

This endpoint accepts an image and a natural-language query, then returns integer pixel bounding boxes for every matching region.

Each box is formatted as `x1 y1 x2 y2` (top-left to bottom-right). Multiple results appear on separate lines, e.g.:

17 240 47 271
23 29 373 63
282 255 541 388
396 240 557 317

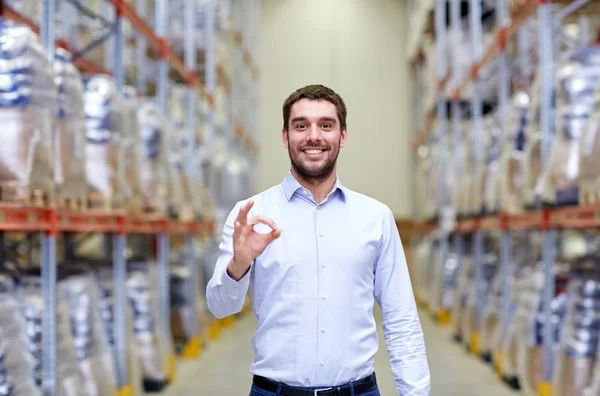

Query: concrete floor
163 308 517 396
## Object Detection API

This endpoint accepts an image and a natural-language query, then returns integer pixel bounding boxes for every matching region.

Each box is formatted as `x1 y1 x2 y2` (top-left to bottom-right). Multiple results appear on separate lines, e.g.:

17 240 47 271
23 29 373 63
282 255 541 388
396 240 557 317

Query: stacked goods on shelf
473 115 499 216
513 257 569 396
58 269 115 396
122 86 144 214
0 273 41 396
54 49 87 209
482 115 502 215
498 90 530 215
17 275 85 395
95 266 143 396
166 122 195 221
0 20 55 205
457 127 474 218
579 79 600 204
495 232 537 388
427 236 443 316
451 236 473 342
467 239 498 351
413 235 435 305
126 260 174 392
137 100 171 216
169 249 196 344
83 75 126 210
540 46 600 207
434 243 461 321
554 256 600 396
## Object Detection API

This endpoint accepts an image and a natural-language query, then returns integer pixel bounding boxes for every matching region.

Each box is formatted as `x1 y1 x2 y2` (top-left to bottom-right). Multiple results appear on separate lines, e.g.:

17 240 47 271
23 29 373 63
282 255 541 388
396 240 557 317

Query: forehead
289 98 338 121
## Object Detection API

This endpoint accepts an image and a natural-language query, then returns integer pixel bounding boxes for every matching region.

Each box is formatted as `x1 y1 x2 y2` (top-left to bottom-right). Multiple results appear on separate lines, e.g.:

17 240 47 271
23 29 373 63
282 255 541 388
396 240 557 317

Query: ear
282 128 289 149
340 127 347 148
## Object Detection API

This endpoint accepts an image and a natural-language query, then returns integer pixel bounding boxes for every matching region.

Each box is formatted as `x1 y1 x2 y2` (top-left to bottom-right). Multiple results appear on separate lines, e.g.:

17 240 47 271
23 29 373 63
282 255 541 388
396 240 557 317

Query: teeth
305 149 323 154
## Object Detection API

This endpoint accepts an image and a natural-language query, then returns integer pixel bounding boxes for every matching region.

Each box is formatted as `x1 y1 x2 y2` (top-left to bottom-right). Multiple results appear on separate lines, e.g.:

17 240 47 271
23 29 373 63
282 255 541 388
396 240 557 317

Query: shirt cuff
220 265 251 299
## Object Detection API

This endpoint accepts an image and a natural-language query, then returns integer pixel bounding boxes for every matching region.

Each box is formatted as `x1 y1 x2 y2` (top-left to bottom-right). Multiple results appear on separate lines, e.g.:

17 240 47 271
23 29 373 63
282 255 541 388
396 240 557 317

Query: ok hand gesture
228 200 281 280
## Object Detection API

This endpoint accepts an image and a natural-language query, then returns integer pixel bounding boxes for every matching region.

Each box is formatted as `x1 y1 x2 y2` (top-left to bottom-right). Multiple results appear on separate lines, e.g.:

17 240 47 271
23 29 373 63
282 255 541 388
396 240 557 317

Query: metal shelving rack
408 0 600 394
0 0 260 395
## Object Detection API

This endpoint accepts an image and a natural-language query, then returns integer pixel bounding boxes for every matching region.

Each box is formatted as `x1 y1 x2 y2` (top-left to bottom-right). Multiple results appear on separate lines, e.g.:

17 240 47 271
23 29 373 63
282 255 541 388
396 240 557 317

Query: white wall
257 0 414 218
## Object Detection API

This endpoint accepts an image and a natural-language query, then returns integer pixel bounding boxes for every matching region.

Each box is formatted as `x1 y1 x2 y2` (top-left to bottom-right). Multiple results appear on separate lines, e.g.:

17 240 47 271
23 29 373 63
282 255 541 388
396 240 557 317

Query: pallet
0 184 50 207
88 191 126 212
58 196 88 212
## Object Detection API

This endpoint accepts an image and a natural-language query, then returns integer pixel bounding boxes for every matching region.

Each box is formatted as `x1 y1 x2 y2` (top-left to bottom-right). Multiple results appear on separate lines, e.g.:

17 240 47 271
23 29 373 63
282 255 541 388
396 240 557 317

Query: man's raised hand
228 200 281 280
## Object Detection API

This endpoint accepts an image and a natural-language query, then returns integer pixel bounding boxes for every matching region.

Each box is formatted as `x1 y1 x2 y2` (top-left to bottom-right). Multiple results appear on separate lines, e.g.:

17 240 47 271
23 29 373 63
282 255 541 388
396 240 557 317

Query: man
206 85 430 396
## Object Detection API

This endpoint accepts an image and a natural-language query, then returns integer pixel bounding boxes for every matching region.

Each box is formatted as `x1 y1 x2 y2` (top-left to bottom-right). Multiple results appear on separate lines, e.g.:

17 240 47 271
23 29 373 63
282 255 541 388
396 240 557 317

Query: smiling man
206 84 431 396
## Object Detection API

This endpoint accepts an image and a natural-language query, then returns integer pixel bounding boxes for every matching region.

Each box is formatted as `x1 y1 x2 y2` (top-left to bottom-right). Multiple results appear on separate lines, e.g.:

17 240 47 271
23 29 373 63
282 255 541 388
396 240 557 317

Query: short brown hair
282 85 347 131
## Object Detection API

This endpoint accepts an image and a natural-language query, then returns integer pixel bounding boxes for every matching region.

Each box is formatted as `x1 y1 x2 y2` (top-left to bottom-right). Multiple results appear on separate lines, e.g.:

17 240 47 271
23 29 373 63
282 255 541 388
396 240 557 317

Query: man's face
282 98 347 181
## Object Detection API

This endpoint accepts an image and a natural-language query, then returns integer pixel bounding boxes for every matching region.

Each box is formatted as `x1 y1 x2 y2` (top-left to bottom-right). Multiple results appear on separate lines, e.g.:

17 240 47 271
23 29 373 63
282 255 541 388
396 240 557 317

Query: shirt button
321 328 326 333
322 262 326 268
320 361 325 366
317 206 321 210
319 232 324 237
322 294 327 299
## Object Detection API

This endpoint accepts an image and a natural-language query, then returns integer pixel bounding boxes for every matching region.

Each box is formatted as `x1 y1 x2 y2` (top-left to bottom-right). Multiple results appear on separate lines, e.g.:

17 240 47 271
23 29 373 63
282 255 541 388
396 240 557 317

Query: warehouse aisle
163 308 516 396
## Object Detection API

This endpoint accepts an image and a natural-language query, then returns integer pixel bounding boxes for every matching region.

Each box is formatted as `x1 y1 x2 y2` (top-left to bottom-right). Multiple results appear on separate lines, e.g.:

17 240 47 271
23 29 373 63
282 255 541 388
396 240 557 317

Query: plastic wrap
169 250 197 341
0 273 41 396
137 100 170 215
514 264 569 396
95 267 143 396
83 75 126 209
482 114 503 215
126 260 173 390
462 240 499 347
54 49 86 204
554 263 600 396
540 46 600 207
498 91 530 214
121 86 143 214
59 273 115 396
451 237 473 342
495 232 539 382
166 122 195 220
17 276 84 396
0 20 56 203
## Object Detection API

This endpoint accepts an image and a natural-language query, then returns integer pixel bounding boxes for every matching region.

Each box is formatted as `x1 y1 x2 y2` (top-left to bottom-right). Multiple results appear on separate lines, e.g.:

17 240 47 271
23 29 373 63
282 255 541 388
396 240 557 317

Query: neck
291 167 337 204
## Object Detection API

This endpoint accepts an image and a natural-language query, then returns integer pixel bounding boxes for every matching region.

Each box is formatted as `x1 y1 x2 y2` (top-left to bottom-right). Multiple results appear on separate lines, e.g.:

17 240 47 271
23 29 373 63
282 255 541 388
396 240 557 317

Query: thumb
265 227 281 242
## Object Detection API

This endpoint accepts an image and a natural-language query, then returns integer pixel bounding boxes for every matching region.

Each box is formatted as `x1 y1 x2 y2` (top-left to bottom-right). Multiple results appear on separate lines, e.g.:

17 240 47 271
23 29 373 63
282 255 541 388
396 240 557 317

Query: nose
307 124 322 142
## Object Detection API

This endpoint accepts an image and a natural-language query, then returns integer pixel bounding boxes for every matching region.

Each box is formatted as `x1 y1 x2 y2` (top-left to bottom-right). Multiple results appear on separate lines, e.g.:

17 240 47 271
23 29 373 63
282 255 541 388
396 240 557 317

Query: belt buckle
314 388 332 395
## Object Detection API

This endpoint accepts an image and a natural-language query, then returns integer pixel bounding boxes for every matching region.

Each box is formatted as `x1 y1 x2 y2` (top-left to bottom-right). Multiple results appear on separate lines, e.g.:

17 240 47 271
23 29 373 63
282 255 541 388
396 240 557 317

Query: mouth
302 148 327 158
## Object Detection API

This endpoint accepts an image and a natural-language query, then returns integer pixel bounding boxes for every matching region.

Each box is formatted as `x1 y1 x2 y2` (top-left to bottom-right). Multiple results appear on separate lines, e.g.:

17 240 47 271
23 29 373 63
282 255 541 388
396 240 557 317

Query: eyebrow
291 116 337 124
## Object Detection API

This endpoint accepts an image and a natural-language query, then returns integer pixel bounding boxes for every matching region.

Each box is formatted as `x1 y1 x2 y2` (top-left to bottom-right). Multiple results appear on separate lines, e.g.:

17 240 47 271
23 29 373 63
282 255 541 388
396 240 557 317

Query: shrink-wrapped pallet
539 46 600 207
17 275 85 395
0 273 41 396
126 260 174 392
451 237 473 342
54 49 86 207
498 91 530 214
95 267 143 396
0 20 56 204
83 75 126 210
122 86 143 214
137 100 170 215
59 271 115 396
461 240 499 349
414 236 434 304
482 115 503 215
579 85 600 204
514 264 569 396
166 122 195 221
554 263 600 396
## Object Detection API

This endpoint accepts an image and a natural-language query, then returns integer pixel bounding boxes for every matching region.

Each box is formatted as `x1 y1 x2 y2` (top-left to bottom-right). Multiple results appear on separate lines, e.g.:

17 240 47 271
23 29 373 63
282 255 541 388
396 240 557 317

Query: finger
247 215 279 231
235 200 254 226
260 227 281 244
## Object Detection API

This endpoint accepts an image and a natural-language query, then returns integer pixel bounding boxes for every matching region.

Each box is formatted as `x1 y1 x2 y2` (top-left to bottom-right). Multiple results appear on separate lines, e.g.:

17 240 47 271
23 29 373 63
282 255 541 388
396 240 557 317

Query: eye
321 123 332 129
295 123 307 130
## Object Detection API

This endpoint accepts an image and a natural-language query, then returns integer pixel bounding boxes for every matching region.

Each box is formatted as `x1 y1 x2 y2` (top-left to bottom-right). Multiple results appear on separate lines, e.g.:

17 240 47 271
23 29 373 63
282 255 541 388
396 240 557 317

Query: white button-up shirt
206 171 431 395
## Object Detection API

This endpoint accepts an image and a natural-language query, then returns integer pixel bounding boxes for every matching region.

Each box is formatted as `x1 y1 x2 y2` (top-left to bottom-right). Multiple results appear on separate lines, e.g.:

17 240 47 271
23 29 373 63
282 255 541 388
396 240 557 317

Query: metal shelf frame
409 1 598 394
0 0 260 395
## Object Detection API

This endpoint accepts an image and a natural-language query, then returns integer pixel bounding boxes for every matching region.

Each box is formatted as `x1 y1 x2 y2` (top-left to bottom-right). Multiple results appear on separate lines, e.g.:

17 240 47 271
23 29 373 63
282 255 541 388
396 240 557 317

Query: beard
288 140 340 183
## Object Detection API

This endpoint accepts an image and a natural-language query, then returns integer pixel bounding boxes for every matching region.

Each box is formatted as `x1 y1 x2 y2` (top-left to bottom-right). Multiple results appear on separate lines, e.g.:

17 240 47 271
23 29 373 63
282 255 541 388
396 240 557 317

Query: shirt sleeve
206 201 252 319
374 208 431 396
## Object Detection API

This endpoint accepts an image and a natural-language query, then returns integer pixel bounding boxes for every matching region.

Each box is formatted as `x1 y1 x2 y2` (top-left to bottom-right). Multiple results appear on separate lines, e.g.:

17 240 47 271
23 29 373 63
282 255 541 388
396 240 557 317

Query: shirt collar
282 170 346 202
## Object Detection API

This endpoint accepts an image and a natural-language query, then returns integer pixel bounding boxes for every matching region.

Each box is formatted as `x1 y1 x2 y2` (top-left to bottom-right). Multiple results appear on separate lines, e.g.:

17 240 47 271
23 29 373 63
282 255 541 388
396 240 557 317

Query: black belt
252 373 377 396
